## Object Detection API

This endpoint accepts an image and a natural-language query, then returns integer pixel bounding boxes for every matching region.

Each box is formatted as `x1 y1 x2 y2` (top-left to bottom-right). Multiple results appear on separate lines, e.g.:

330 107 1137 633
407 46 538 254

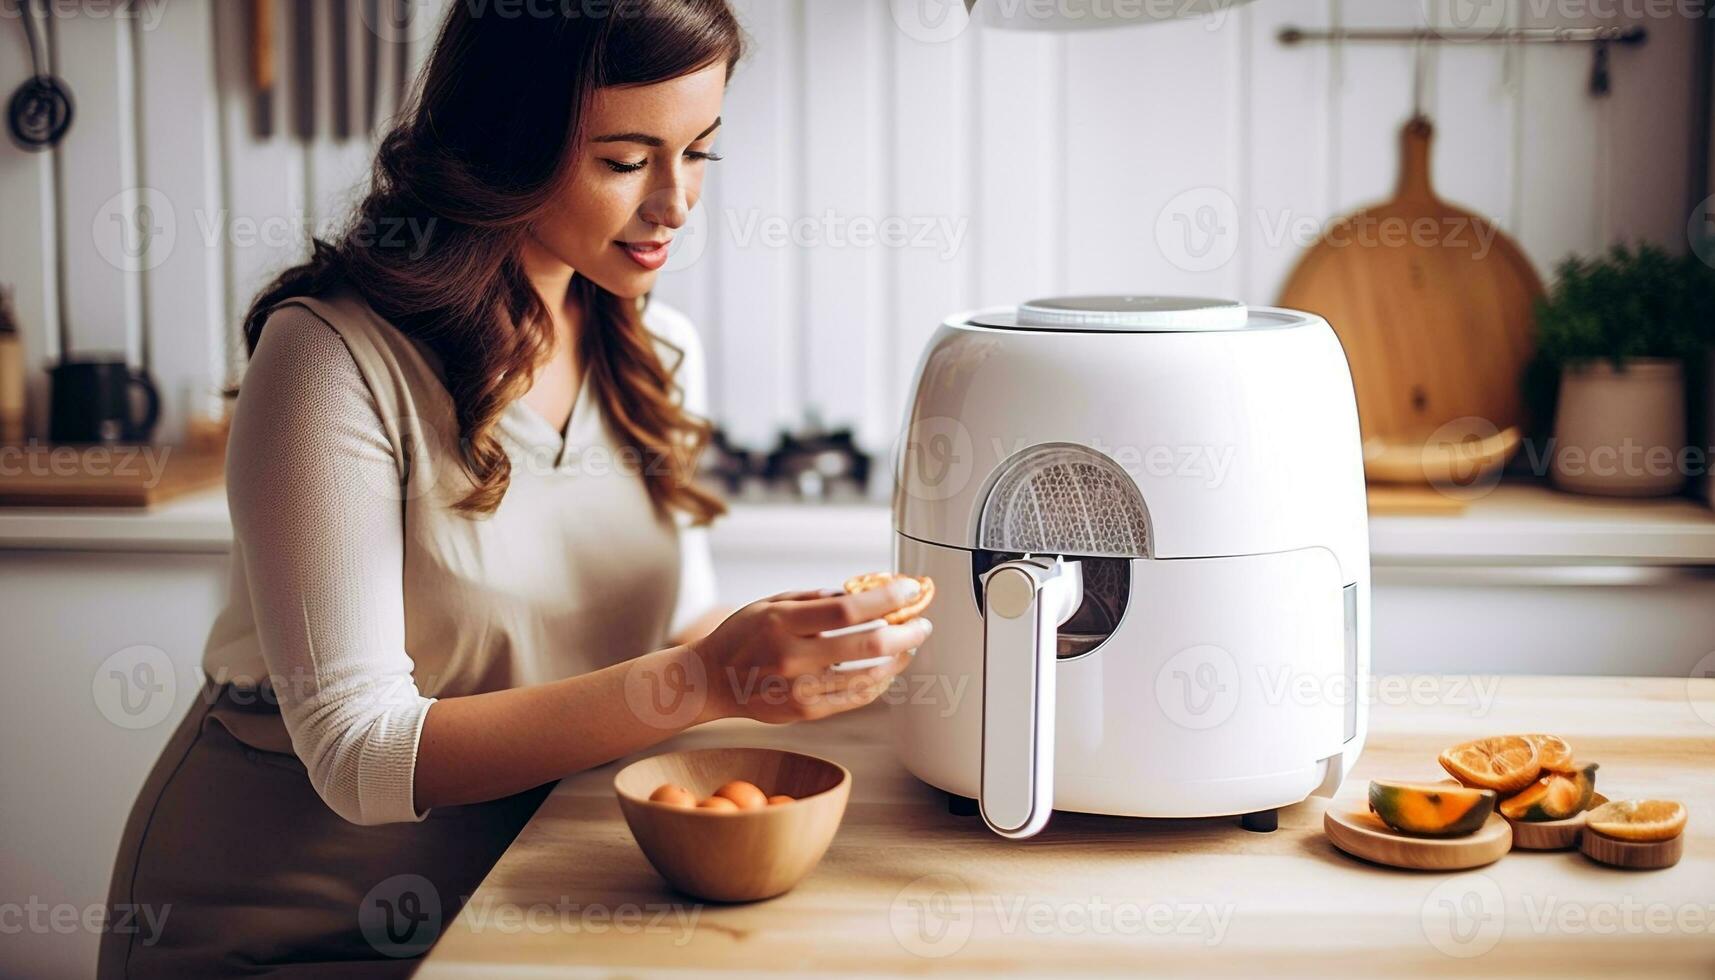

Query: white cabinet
0 550 226 980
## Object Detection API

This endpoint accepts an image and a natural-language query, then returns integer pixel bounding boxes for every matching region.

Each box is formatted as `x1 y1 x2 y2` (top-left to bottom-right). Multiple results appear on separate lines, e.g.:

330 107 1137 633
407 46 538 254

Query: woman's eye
685 150 723 163
603 158 648 174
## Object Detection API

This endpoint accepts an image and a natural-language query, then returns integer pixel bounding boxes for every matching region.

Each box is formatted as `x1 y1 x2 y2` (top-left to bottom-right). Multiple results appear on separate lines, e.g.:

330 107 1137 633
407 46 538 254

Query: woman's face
530 61 728 300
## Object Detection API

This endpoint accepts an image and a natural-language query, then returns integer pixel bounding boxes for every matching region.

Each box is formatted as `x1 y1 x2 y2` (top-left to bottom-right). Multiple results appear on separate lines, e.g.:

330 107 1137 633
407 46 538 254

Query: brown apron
97 679 553 978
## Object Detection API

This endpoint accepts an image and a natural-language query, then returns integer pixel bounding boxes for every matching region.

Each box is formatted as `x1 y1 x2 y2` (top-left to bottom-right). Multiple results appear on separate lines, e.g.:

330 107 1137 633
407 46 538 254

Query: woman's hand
689 581 934 725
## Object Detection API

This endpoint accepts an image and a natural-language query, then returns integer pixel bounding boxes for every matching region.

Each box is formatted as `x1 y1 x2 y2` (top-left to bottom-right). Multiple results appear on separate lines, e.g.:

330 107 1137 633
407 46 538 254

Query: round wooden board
1326 806 1512 871
1277 116 1544 452
1580 830 1685 870
1505 812 1586 850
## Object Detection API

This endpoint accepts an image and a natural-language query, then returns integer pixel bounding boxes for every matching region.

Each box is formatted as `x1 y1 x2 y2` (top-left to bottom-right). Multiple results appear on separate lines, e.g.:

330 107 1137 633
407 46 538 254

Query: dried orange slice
1585 799 1687 842
843 572 936 625
1438 735 1541 794
1523 733 1575 772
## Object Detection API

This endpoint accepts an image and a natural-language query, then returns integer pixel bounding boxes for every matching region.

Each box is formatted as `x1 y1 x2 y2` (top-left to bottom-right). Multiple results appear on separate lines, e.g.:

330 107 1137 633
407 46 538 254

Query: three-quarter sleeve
646 300 720 640
224 304 435 826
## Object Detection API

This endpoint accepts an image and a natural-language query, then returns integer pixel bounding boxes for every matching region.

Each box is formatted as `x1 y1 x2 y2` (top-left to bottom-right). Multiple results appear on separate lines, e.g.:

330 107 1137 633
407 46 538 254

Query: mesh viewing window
977 444 1151 558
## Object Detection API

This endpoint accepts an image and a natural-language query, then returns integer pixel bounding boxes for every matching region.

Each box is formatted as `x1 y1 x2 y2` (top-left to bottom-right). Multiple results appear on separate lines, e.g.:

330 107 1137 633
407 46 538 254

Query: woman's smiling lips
618 239 672 270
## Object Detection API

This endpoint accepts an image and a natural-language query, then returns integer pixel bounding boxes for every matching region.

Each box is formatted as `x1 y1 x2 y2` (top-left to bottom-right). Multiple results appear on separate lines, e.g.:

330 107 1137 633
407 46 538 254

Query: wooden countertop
420 675 1715 978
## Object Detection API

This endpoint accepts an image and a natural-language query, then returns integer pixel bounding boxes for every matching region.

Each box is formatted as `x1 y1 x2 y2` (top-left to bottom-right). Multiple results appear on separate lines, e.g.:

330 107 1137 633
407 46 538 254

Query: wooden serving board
1506 812 1586 850
1366 485 1469 516
1505 791 1609 850
1279 116 1544 450
0 444 224 507
1325 806 1512 871
1581 830 1685 870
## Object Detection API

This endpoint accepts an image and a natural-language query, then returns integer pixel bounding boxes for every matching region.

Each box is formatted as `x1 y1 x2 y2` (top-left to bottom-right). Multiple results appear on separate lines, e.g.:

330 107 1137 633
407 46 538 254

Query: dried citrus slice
1369 779 1496 837
1438 735 1541 794
1499 763 1597 821
1585 799 1687 842
843 572 936 625
1523 733 1575 772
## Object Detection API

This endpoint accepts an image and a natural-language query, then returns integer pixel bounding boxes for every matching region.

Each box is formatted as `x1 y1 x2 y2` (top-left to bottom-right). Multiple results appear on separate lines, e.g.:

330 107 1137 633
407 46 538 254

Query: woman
98 3 931 976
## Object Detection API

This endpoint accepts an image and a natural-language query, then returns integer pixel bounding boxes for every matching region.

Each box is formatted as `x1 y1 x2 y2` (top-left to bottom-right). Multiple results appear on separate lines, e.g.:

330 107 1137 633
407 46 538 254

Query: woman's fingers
794 617 933 672
809 651 914 706
762 587 845 603
776 579 925 635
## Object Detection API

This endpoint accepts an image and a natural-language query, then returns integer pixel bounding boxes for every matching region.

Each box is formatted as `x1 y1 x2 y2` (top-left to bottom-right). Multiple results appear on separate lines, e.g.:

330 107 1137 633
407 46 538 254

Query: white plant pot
1550 358 1687 497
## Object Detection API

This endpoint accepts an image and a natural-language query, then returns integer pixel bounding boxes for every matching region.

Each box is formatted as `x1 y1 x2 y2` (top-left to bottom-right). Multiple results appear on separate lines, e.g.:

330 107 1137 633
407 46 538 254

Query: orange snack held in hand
843 572 935 625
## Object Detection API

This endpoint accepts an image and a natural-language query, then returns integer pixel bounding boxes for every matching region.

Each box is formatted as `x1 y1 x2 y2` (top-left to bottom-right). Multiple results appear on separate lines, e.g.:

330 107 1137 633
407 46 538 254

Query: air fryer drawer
891 534 1357 817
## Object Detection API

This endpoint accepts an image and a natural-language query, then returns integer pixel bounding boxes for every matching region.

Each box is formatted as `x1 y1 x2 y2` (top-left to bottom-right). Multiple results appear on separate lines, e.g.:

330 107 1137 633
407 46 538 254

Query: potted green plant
1532 243 1715 496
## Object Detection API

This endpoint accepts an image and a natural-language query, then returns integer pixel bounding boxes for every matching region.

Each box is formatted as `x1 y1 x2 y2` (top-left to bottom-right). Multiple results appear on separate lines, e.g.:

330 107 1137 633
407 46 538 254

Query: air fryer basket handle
979 557 1082 840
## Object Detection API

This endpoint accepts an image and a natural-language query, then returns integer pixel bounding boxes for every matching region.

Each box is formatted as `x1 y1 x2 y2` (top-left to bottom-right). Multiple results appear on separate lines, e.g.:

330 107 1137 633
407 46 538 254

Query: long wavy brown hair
238 0 740 525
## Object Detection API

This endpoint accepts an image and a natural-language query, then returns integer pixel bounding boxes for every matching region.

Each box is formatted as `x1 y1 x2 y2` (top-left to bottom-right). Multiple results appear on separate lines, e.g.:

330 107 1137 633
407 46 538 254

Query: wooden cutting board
1366 485 1468 516
1279 116 1544 447
0 444 224 507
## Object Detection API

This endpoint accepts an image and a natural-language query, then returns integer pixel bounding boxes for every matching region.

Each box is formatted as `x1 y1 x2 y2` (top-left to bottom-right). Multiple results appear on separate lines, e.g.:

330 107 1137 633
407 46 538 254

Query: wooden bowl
1363 425 1520 486
614 747 851 903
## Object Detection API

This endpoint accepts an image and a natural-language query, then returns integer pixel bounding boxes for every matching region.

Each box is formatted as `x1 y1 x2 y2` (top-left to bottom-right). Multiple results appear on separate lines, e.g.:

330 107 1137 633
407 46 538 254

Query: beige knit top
201 287 717 826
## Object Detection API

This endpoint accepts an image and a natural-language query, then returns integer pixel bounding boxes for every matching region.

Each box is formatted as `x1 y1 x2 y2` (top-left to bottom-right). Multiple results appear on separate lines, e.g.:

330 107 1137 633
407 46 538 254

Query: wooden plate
1326 806 1512 871
1505 811 1586 850
1505 791 1609 850
1580 830 1684 870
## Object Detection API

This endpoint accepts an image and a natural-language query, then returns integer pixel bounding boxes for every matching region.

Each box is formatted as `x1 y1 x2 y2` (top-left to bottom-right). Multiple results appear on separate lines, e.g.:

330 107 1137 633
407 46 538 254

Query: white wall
0 0 1703 455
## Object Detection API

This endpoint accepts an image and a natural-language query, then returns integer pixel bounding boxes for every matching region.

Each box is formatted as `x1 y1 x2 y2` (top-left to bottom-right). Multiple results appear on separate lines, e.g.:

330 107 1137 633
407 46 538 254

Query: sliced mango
1369 779 1497 838
1499 763 1598 821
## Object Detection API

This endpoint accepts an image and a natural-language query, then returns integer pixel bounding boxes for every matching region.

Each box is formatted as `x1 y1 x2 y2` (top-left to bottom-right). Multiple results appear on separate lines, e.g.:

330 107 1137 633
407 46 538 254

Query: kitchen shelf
1 482 1712 565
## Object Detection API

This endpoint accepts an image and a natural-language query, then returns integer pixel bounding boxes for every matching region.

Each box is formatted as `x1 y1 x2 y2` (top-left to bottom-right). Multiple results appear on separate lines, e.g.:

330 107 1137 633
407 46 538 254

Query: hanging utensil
361 0 380 132
248 0 275 138
288 0 315 141
7 0 75 150
391 0 412 117
330 0 353 139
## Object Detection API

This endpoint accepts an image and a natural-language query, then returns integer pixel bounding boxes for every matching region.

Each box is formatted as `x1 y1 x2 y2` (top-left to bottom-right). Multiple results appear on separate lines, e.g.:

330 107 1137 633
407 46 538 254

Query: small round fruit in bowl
615 747 850 902
647 779 797 810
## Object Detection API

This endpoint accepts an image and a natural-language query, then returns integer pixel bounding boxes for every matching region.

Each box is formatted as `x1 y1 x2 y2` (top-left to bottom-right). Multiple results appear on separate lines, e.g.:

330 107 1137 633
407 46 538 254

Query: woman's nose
640 185 689 230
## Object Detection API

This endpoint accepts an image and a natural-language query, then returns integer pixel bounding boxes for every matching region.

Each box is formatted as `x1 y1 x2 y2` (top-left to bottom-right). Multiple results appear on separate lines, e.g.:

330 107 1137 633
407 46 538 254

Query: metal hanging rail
1278 25 1649 96
1278 25 1647 46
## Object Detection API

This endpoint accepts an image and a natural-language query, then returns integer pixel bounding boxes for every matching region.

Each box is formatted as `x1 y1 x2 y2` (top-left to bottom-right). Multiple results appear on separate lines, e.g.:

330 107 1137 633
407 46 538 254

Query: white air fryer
890 296 1371 839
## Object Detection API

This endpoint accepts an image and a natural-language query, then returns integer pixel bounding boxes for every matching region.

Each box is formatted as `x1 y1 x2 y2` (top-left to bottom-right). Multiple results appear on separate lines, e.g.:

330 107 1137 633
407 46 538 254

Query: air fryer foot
948 792 979 816
1240 808 1278 833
